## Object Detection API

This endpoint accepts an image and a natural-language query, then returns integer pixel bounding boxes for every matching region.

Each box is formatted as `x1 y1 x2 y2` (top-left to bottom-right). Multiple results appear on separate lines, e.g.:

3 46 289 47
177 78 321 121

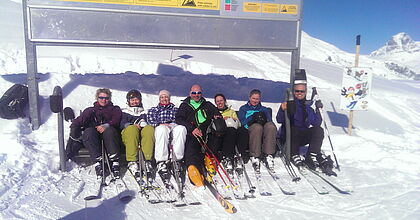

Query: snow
1 1 420 220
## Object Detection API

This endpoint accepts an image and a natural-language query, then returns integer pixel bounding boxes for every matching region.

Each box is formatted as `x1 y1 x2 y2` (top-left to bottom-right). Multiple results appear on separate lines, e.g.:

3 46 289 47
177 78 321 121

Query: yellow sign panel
280 4 298 14
262 3 280 14
59 0 219 10
243 2 262 13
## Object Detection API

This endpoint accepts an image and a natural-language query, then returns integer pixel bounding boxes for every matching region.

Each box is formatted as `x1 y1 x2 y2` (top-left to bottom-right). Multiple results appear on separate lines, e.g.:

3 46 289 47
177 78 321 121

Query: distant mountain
370 33 420 56
369 33 419 80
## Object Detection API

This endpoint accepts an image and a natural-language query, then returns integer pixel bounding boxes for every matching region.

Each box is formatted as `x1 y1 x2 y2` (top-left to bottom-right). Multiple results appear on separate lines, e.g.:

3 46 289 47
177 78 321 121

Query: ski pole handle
311 87 318 101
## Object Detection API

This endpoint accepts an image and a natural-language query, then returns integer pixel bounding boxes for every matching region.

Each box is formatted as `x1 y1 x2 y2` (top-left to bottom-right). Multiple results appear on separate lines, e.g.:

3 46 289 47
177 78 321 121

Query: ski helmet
126 89 142 103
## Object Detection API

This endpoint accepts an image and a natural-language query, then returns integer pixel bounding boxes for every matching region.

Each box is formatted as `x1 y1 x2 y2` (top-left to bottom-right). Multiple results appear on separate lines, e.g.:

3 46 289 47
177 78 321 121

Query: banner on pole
340 67 373 111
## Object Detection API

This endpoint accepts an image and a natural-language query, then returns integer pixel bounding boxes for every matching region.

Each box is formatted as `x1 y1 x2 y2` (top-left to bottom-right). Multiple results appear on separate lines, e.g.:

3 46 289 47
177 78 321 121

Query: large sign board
340 67 373 111
27 0 302 50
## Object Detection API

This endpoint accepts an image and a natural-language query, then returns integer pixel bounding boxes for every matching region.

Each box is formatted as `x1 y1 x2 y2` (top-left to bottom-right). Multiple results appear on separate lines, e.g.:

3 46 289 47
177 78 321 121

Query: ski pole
196 136 236 188
101 140 107 185
234 146 256 193
198 137 232 185
312 87 341 171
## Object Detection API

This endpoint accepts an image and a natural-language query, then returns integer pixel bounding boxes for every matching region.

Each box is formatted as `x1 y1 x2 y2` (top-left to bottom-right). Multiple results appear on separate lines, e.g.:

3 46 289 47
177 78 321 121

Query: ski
234 148 256 197
236 169 256 198
84 177 104 200
127 168 163 204
298 167 329 194
264 165 296 195
252 165 272 196
306 168 351 194
213 177 233 200
223 170 246 200
204 180 237 214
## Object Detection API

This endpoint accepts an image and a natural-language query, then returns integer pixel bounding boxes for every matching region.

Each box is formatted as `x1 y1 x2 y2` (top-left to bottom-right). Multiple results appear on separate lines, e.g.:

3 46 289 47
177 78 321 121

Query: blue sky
302 0 420 55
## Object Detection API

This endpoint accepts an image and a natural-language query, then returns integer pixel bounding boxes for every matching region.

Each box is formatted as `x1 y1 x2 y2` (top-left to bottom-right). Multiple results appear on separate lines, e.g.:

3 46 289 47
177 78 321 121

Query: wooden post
348 35 361 136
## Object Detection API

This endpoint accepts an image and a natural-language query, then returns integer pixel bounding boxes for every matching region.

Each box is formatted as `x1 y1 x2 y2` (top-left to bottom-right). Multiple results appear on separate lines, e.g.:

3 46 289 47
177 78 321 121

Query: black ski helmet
126 89 142 103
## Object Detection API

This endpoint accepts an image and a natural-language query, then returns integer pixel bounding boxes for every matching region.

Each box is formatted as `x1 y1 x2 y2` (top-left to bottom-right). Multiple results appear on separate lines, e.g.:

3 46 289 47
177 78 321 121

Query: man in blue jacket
276 84 324 171
238 89 277 173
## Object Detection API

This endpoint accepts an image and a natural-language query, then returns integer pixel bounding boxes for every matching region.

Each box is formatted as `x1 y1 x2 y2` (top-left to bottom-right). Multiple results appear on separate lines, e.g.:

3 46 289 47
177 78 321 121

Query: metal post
290 1 303 86
22 0 41 130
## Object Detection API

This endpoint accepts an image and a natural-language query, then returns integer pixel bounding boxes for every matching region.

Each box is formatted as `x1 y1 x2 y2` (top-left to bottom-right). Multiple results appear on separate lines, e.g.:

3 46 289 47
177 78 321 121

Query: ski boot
292 154 304 168
234 156 244 176
145 160 154 183
305 152 321 172
94 161 103 177
111 160 121 179
157 161 171 186
265 155 275 172
128 161 140 177
188 165 204 187
319 155 337 176
204 154 217 179
250 157 261 174
223 157 234 176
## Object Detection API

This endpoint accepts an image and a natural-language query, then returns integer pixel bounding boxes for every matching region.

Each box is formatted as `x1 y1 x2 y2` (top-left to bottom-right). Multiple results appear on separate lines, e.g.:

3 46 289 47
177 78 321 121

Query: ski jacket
71 101 122 130
238 102 272 129
120 106 148 129
219 106 238 120
147 103 178 127
276 99 322 129
175 97 220 134
218 106 241 128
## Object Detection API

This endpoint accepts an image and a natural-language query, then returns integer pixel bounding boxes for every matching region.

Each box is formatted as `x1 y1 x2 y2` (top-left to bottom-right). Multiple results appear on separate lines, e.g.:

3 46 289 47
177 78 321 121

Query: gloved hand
286 100 296 114
248 112 267 126
315 100 323 109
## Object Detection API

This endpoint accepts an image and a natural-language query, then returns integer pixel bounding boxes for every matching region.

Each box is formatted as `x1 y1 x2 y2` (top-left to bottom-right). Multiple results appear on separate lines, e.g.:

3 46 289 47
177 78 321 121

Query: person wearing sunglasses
238 89 277 173
70 88 122 178
175 84 221 187
120 89 155 181
276 84 333 175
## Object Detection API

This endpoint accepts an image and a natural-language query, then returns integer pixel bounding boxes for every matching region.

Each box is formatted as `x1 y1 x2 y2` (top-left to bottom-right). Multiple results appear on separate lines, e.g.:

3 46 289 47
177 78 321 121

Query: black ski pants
184 134 205 174
207 127 250 164
290 126 324 158
82 126 121 162
208 127 237 160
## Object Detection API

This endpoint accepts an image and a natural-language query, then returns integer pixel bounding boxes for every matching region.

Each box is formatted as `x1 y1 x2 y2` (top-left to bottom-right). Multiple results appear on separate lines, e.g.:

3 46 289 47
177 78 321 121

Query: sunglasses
98 96 110 100
191 91 202 95
294 90 306 93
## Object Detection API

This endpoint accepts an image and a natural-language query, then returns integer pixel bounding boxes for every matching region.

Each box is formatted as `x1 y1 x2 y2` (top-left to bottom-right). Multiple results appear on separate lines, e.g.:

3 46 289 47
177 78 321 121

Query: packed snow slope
0 1 419 220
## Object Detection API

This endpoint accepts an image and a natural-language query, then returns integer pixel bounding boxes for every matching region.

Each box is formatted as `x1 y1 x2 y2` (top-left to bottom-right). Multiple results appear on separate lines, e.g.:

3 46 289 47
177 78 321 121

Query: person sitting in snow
147 90 187 184
238 89 277 173
70 88 122 178
175 84 221 187
120 89 155 180
207 93 249 175
276 83 335 176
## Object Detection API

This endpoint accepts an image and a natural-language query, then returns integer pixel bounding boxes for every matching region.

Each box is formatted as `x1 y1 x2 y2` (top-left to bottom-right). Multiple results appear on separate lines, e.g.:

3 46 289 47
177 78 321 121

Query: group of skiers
68 82 335 188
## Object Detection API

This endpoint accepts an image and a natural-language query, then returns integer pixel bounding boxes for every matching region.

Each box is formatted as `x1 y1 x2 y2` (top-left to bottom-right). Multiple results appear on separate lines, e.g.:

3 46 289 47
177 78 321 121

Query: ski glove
286 100 296 114
315 100 323 109
248 111 267 126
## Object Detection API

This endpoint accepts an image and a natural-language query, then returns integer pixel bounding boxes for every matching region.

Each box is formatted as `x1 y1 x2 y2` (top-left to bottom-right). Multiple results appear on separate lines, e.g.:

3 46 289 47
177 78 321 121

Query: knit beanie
159 90 171 98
